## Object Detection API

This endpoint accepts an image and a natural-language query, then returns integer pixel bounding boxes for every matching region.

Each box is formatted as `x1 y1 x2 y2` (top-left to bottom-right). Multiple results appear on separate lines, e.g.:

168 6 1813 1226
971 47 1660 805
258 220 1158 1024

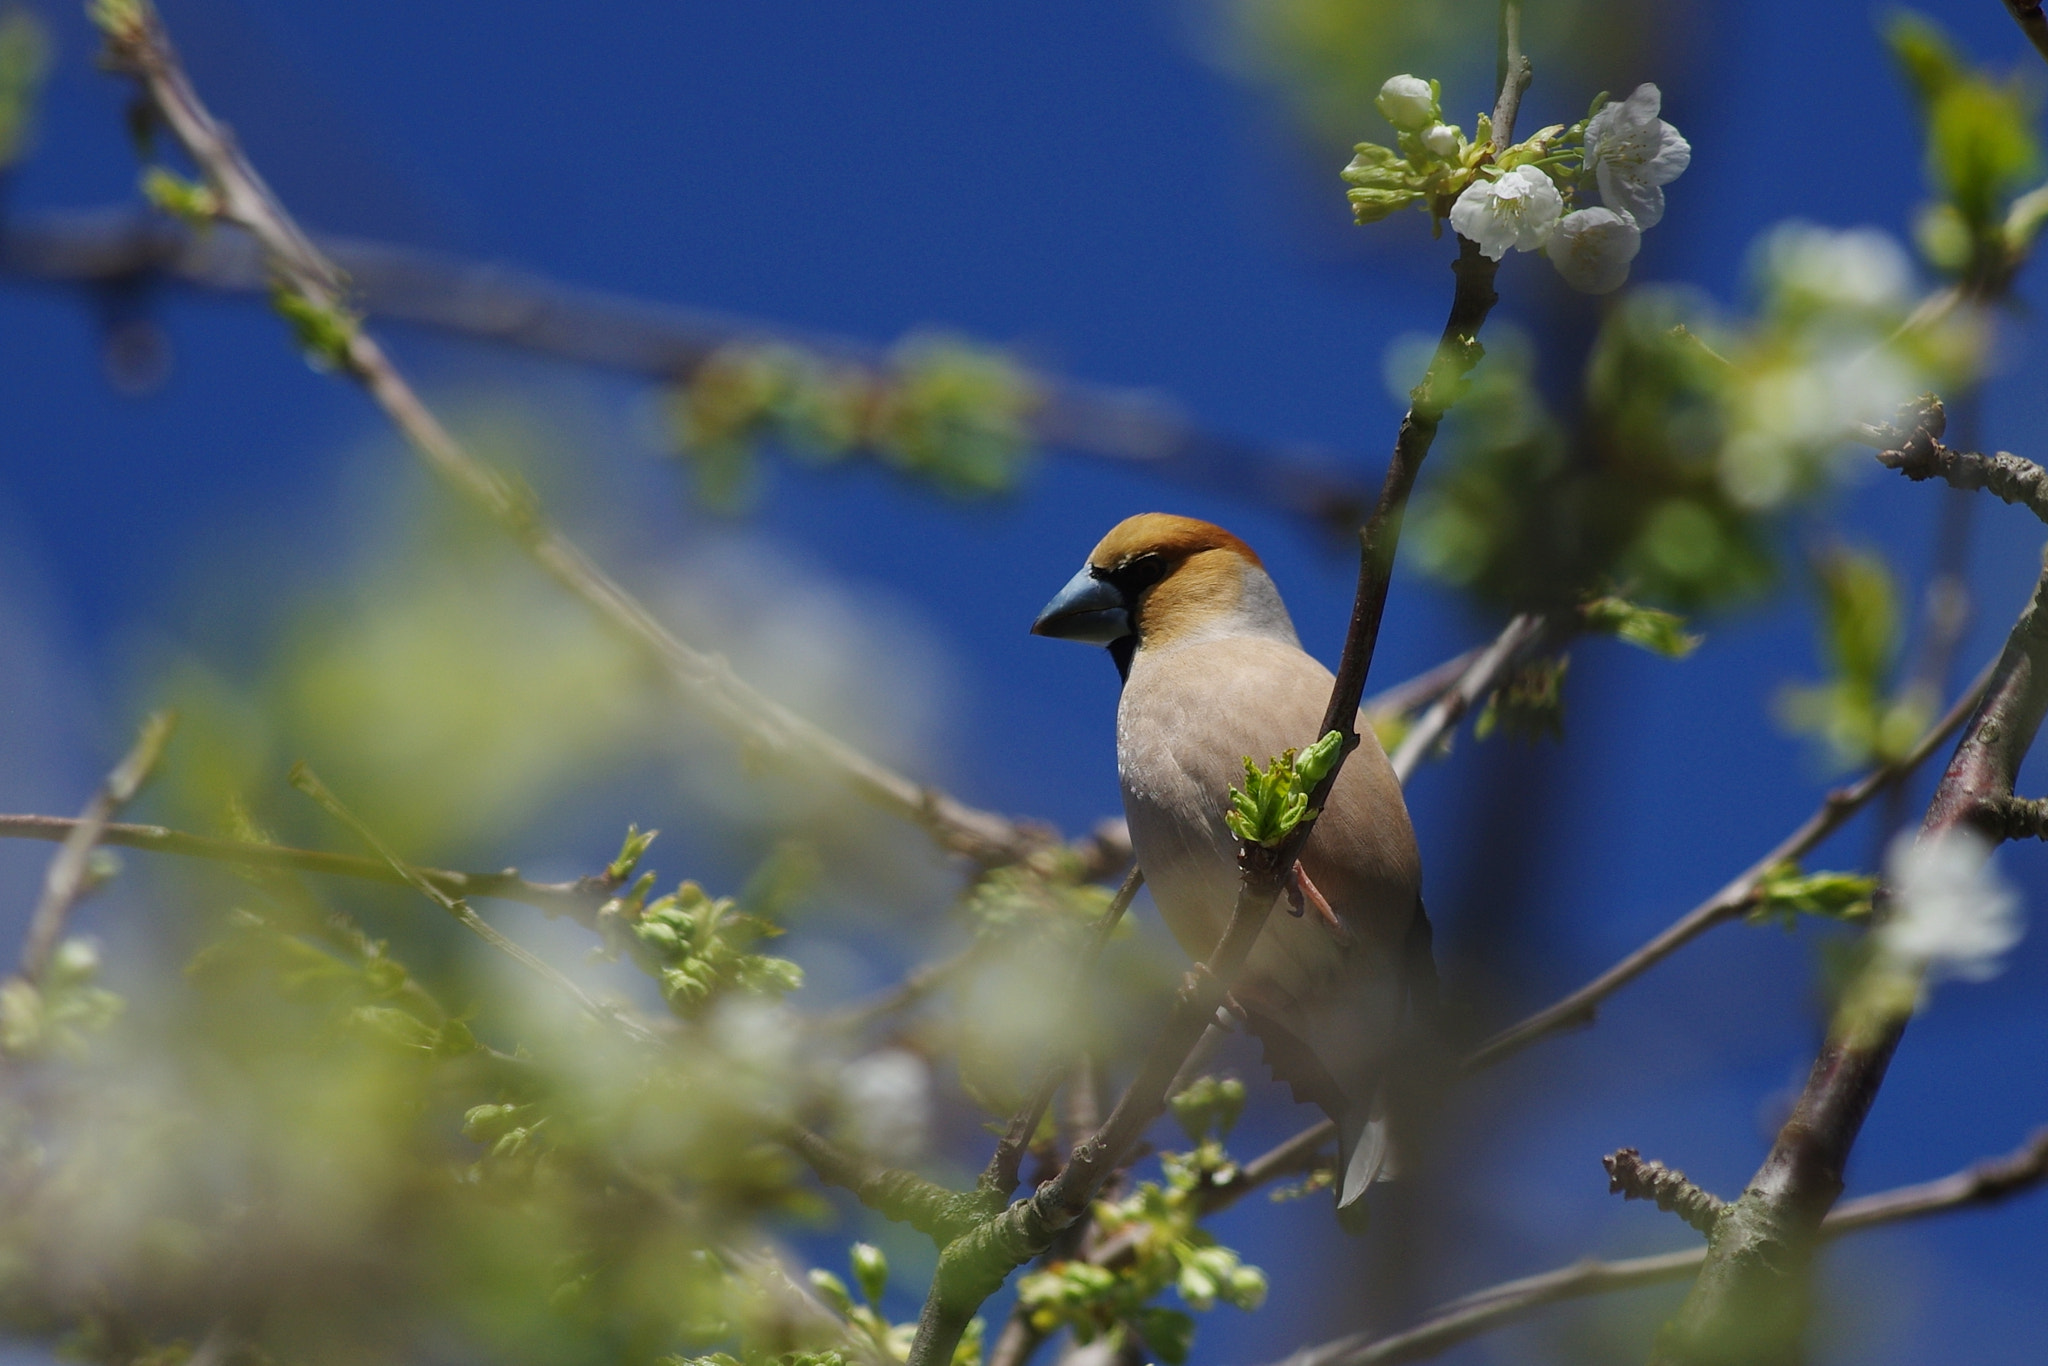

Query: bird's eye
1117 554 1168 591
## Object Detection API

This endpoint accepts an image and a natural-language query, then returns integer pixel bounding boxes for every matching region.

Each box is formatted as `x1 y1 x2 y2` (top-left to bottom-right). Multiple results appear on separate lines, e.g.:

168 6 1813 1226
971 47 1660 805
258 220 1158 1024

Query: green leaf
606 823 660 883
0 6 50 171
1581 596 1702 659
1751 862 1878 930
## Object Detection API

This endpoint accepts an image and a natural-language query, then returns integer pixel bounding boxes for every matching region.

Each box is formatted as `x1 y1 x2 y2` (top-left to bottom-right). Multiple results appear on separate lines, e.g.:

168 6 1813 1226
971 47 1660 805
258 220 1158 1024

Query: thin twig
286 762 658 1045
16 712 175 981
92 8 1046 868
982 866 1146 1198
1388 612 1554 784
1490 0 1532 152
1464 658 1990 1072
1258 1127 2048 1366
0 813 614 922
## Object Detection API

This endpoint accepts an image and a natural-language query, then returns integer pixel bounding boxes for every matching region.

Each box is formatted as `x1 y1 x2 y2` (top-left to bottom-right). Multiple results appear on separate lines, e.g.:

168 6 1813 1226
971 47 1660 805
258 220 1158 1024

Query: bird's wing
1117 635 1422 1125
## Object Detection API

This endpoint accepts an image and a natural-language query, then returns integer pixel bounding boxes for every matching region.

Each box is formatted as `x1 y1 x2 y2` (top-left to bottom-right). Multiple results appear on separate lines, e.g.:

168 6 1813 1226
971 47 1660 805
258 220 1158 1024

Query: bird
1031 512 1427 1223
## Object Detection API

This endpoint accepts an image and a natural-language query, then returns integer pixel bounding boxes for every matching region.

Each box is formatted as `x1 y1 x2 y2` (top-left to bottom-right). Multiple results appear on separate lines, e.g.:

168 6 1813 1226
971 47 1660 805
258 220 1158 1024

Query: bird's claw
1289 867 1353 945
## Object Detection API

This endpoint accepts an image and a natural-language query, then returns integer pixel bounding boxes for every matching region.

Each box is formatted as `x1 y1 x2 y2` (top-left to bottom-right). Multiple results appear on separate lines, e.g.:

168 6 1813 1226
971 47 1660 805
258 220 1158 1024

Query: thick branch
16 712 174 981
1652 522 2048 1363
1465 659 1988 1070
2003 1 2048 67
94 10 1046 868
1259 1127 2048 1366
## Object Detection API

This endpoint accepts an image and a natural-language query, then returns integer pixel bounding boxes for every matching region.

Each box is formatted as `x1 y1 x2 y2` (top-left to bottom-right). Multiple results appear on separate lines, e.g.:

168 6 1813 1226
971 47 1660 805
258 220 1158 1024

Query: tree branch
981 866 1146 1199
1603 1148 1727 1238
0 812 618 922
90 5 1049 869
1652 463 2048 1361
1867 397 2048 525
15 712 175 982
2003 1 2048 67
1464 658 1989 1072
1387 612 1557 784
0 207 1376 532
1257 1127 2048 1366
287 762 659 1045
896 34 1514 1366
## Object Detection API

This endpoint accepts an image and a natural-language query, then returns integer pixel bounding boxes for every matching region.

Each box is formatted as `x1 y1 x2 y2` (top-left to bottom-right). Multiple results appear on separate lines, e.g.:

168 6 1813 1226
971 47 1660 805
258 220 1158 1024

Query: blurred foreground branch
89 3 1053 869
14 711 174 982
1260 1126 2048 1366
0 812 617 920
0 207 1374 527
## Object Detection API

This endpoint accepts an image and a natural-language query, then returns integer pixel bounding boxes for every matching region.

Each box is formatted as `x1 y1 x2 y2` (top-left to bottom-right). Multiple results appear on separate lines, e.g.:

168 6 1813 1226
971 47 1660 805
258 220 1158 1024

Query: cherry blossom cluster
1342 76 1690 295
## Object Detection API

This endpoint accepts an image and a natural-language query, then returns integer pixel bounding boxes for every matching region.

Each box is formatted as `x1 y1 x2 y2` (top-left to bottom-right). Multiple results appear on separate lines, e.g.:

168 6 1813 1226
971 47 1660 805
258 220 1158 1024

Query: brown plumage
1032 513 1425 1217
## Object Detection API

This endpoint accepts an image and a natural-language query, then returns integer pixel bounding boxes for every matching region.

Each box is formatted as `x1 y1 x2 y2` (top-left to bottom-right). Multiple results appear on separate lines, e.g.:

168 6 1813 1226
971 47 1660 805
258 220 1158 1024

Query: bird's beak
1031 566 1131 644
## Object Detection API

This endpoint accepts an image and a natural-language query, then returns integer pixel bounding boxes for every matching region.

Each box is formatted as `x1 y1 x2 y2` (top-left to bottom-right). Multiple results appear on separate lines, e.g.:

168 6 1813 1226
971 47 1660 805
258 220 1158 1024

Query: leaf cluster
1224 730 1343 848
669 337 1036 509
1017 1138 1266 1365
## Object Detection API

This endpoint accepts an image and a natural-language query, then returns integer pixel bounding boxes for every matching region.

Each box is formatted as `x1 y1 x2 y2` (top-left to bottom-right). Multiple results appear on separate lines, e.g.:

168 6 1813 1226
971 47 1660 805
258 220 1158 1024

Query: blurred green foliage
1888 11 2045 284
1218 0 1647 153
1017 1126 1266 1366
669 337 1037 509
0 5 49 171
1776 546 1936 770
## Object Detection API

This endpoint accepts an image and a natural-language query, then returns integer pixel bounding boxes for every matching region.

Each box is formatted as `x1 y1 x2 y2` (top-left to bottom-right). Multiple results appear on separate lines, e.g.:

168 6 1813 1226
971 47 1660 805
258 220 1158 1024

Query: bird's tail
1333 1097 1392 1234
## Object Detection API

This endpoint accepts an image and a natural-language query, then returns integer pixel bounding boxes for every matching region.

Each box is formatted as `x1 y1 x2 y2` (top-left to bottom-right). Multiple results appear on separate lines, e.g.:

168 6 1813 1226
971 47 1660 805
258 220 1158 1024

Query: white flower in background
1547 207 1642 293
839 1048 931 1162
1583 83 1691 229
1375 74 1437 131
1449 166 1564 260
1882 830 2024 988
1757 222 1915 316
1421 122 1462 160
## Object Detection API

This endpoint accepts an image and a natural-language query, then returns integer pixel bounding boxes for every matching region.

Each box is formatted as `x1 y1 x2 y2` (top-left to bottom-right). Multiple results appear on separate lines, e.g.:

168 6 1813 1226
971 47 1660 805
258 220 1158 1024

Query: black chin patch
1109 636 1136 682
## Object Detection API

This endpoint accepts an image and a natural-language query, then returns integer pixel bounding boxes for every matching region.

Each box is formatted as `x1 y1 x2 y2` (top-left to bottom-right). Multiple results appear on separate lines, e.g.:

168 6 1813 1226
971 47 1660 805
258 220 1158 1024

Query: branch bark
1257 1127 2048 1366
90 7 1050 869
2002 1 2048 67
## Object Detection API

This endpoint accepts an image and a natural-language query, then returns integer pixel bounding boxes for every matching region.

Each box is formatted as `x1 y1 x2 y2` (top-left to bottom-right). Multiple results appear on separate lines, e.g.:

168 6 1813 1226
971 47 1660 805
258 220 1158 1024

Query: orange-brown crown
1086 513 1263 572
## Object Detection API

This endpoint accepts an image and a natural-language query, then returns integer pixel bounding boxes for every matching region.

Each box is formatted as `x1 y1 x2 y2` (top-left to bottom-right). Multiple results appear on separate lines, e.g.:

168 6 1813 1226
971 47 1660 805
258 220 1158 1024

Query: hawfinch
1032 513 1426 1219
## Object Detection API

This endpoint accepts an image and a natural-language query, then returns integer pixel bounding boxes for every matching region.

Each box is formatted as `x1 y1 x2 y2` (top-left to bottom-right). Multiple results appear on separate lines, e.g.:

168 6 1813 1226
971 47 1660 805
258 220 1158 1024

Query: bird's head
1030 513 1298 678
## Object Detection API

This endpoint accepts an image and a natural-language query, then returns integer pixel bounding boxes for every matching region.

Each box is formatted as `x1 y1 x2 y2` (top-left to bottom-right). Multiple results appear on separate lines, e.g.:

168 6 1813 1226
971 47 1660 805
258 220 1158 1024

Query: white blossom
1376 74 1436 132
1882 830 2024 988
1583 83 1691 229
1420 122 1462 160
1547 207 1642 293
838 1048 931 1161
1448 166 1564 261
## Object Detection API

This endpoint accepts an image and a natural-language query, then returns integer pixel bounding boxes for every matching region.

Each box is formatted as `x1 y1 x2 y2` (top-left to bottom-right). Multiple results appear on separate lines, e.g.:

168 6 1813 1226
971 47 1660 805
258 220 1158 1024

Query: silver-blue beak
1030 565 1131 644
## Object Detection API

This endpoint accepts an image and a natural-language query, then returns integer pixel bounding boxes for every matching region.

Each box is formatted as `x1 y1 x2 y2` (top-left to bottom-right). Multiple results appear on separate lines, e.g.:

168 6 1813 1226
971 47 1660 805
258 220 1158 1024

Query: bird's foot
1289 867 1353 945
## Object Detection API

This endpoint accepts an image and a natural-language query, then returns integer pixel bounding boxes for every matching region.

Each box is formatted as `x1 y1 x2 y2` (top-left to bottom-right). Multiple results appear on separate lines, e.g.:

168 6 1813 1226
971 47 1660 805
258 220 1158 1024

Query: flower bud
1375 74 1437 131
1420 122 1462 159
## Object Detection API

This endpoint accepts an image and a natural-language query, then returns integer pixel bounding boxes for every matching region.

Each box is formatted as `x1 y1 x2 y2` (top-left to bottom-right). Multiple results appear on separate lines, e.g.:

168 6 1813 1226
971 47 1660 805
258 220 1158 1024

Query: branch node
1975 793 2048 841
1604 1147 1727 1237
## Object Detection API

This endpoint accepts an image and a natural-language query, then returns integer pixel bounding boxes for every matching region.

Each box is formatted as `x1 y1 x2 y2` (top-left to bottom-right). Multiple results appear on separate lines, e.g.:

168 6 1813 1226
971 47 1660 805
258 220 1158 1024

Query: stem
16 712 175 982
